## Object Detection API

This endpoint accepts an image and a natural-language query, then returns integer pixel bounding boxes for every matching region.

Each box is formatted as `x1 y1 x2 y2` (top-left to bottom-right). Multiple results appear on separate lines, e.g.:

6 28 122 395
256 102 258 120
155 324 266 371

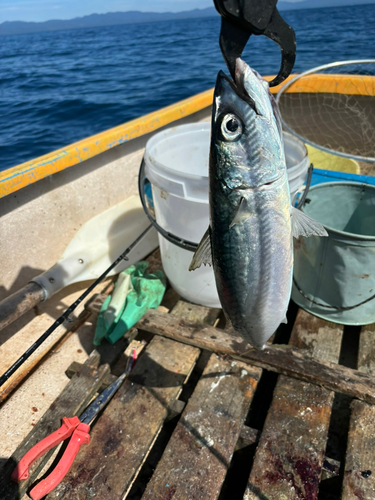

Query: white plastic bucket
144 123 309 307
283 131 310 203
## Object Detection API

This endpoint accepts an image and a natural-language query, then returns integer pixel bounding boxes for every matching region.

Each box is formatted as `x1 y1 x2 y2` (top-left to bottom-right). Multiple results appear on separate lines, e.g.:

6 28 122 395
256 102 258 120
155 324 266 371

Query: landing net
276 60 375 165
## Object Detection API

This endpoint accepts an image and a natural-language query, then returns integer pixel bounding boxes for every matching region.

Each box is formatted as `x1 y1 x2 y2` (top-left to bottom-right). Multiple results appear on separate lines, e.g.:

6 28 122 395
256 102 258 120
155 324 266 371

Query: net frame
275 59 375 163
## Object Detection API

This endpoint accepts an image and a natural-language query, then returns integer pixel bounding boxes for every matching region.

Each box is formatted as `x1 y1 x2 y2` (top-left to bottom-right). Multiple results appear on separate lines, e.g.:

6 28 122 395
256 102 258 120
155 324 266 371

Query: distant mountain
0 7 218 36
1 1 375 36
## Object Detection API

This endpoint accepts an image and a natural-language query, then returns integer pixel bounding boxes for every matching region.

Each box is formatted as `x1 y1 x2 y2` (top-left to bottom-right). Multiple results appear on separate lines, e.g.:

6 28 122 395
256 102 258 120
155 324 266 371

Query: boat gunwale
2 72 374 199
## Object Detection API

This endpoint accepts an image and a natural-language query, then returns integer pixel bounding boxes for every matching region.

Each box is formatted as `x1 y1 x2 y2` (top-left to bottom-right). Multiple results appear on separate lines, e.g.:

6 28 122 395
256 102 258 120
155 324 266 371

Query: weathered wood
167 399 186 420
46 335 200 500
342 400 375 500
159 286 181 312
140 300 256 500
0 284 113 404
0 350 111 499
0 309 91 403
244 310 343 500
65 339 145 391
84 292 109 315
357 322 375 376
0 283 123 470
236 425 261 450
342 323 375 500
321 457 340 480
170 300 221 326
66 360 117 389
142 354 262 500
137 309 375 404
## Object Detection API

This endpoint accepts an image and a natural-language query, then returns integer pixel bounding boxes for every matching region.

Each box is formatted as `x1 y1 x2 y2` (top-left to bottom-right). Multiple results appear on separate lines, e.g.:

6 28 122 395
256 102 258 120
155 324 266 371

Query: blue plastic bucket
292 182 375 325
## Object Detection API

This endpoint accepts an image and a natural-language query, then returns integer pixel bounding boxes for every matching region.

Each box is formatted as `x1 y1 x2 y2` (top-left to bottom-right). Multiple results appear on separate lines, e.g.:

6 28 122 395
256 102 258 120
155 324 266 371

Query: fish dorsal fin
189 227 212 271
229 197 251 229
291 206 328 238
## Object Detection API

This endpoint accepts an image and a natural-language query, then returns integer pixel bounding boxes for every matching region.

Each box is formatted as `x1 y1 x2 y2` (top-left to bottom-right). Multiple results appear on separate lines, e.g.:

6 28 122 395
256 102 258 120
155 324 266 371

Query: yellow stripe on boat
283 74 375 96
0 88 214 199
1 74 373 199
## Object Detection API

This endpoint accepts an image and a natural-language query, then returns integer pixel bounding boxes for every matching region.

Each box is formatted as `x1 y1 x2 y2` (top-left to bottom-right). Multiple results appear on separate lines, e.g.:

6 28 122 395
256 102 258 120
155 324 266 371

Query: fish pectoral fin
291 206 328 239
229 197 251 229
189 227 212 271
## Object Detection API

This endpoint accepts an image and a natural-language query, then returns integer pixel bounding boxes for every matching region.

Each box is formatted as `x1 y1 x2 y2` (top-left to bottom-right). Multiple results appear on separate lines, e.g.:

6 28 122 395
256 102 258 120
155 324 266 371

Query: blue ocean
1 3 374 171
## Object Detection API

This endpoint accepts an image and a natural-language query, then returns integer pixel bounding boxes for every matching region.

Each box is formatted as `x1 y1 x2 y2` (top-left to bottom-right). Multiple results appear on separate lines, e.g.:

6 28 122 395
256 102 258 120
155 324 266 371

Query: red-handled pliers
11 349 138 500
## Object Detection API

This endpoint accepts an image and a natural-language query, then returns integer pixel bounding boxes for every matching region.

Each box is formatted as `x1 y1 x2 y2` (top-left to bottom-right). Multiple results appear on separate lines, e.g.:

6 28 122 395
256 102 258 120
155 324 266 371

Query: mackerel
190 59 327 350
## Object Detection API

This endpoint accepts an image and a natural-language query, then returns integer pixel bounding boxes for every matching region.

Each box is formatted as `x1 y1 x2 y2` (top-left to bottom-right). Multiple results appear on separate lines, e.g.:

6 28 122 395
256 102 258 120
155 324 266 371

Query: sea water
1 3 374 171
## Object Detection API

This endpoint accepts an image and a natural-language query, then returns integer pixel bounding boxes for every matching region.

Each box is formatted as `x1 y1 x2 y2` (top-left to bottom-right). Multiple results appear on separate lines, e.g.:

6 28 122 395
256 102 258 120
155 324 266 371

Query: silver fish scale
211 174 292 349
208 64 293 349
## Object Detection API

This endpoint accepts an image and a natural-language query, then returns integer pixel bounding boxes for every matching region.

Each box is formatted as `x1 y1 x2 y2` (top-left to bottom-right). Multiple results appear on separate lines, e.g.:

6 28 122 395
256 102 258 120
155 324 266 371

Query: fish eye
221 114 243 141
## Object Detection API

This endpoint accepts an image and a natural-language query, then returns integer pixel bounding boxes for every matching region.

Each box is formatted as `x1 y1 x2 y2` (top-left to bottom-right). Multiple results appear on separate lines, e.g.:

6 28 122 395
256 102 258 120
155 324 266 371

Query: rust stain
65 461 98 489
345 470 367 500
248 377 259 392
139 404 147 415
162 485 177 500
263 443 321 499
175 423 203 454
102 434 122 456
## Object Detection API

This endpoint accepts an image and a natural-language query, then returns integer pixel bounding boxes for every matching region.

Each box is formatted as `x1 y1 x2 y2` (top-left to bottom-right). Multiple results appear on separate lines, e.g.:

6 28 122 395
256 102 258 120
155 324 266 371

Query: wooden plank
64 338 144 391
46 335 200 500
46 301 216 500
142 355 261 500
342 400 375 500
140 301 259 500
0 309 91 403
137 309 375 404
237 426 261 450
357 323 375 376
244 310 343 499
170 300 221 326
0 281 113 403
0 291 128 470
66 360 117 387
0 350 111 499
342 323 375 500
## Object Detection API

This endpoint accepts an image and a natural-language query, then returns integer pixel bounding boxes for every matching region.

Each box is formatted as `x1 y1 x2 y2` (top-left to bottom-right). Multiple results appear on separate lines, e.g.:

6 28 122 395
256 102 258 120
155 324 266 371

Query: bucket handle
296 163 314 209
293 277 375 311
138 157 199 253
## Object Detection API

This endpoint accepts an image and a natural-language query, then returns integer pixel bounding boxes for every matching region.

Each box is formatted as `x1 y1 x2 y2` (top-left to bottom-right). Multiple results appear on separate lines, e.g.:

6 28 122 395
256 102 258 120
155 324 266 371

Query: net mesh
276 61 375 165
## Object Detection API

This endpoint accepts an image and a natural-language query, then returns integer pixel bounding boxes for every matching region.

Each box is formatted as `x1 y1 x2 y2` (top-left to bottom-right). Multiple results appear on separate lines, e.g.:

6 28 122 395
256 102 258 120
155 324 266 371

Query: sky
0 0 367 23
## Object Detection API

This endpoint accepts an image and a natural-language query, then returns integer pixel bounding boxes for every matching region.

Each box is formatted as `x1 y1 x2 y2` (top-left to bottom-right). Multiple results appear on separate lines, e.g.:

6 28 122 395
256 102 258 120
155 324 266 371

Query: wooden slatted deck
0 251 374 500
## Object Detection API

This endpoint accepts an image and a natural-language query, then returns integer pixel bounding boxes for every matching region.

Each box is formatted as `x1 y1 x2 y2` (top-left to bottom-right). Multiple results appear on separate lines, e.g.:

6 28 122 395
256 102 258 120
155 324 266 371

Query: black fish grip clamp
214 0 296 86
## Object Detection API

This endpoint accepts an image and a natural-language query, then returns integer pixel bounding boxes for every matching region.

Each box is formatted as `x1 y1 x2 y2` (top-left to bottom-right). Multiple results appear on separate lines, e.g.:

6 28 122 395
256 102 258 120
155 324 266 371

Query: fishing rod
0 224 152 392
